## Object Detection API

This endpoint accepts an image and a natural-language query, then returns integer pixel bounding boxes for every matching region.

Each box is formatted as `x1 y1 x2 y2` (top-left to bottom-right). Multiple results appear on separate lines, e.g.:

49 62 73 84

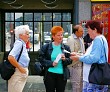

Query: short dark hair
72 25 80 33
85 20 103 34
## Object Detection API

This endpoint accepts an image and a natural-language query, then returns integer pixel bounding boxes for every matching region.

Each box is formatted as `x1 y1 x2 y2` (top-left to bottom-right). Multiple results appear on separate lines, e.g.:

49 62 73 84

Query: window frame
4 10 73 52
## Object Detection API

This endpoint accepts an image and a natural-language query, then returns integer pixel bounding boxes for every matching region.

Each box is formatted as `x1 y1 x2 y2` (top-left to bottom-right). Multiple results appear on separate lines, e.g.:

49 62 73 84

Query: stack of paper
54 54 61 63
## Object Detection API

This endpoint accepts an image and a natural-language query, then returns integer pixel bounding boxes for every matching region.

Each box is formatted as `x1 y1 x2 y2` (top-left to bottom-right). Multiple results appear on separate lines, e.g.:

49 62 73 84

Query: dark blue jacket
38 42 72 80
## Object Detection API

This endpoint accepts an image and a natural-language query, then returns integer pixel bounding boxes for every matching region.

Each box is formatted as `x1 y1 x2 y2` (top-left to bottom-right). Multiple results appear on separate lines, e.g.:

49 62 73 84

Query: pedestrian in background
38 26 72 92
70 20 108 92
8 25 30 92
84 33 92 50
66 24 85 92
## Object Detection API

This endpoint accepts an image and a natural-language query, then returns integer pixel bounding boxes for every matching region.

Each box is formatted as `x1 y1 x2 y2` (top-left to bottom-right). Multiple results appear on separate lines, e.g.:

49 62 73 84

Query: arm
71 38 103 64
8 41 26 73
8 55 26 73
62 44 72 66
66 36 75 52
38 43 54 68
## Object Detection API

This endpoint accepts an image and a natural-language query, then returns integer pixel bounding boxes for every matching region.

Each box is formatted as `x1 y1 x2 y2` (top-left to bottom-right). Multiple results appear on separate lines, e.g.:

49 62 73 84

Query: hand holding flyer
54 54 62 63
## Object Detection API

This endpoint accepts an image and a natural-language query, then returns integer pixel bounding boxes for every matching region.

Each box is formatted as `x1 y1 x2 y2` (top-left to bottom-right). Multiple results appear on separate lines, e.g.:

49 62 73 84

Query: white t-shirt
83 42 93 82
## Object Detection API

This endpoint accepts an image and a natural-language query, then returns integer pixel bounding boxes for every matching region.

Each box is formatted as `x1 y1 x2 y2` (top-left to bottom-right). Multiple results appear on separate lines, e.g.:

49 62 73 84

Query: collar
18 39 26 45
73 33 78 39
48 42 65 50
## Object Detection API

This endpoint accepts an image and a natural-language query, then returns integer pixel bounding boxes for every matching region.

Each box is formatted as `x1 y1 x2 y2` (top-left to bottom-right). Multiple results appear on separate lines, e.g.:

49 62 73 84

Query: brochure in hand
54 54 62 63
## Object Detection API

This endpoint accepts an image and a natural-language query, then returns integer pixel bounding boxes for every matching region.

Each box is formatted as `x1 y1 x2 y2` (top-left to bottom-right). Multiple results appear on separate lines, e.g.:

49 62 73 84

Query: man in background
66 25 85 92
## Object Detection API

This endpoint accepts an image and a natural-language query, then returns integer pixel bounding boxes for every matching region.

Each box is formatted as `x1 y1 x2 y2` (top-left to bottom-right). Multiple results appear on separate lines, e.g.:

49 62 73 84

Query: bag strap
17 45 23 62
101 38 107 62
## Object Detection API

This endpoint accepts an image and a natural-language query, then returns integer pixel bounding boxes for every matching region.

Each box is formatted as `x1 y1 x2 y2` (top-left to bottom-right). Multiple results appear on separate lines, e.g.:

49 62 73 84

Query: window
5 12 72 51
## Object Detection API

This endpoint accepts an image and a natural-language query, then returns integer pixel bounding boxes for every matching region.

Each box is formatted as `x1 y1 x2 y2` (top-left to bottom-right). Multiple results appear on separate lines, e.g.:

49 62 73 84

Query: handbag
89 38 110 85
89 62 110 85
34 59 45 76
0 45 23 80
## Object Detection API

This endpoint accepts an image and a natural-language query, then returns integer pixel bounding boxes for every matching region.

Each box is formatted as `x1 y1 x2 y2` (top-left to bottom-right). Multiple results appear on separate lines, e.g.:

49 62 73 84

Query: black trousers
44 71 67 92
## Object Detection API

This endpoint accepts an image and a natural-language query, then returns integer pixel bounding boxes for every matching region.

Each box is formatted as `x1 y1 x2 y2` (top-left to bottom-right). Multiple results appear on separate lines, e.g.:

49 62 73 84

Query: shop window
5 12 72 52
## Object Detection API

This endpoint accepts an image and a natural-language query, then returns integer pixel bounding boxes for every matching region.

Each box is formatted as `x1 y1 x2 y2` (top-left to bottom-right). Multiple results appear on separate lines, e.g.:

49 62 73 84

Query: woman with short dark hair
70 20 108 92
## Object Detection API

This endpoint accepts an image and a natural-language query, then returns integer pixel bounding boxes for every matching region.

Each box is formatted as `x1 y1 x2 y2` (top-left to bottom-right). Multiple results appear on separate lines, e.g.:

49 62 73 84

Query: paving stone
0 75 72 92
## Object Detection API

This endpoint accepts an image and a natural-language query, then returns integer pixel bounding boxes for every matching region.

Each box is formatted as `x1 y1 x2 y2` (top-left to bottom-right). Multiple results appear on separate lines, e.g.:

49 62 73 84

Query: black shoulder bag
0 45 23 80
34 43 49 76
89 39 110 85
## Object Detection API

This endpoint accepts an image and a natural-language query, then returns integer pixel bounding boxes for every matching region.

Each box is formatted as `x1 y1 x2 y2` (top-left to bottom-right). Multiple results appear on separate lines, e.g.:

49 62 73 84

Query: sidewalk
0 76 72 92
1 75 110 92
0 76 7 92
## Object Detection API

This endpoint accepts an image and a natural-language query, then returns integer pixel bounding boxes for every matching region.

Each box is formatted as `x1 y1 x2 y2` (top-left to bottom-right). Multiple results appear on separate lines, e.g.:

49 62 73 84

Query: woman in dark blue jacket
38 26 72 92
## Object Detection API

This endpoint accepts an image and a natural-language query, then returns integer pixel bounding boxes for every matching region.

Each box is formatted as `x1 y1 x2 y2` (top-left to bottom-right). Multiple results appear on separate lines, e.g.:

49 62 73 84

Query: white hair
15 25 30 39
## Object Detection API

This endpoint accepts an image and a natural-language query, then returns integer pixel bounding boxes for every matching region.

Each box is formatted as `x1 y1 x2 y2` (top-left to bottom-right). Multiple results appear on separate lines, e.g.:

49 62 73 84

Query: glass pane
34 13 42 21
15 22 23 27
62 22 71 34
5 13 14 21
53 13 61 21
43 22 52 44
43 13 52 21
44 22 52 35
24 22 33 30
24 13 33 21
53 22 61 26
33 22 41 51
5 22 14 51
15 13 23 21
62 13 71 21
62 22 71 44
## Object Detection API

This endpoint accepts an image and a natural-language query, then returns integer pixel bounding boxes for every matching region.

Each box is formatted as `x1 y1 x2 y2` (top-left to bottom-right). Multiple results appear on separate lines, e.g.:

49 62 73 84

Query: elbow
8 55 14 62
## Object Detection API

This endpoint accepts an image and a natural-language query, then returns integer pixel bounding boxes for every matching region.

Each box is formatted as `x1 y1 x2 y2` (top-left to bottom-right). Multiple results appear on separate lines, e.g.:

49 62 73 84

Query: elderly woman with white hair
8 25 30 92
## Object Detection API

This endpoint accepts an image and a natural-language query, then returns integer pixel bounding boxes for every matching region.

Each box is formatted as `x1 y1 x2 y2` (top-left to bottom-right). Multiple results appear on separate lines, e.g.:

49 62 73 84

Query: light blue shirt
9 39 30 67
79 35 108 64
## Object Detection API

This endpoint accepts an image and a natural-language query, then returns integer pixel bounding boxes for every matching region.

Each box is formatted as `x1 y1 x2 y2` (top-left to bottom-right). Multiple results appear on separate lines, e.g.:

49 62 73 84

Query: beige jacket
66 34 85 67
